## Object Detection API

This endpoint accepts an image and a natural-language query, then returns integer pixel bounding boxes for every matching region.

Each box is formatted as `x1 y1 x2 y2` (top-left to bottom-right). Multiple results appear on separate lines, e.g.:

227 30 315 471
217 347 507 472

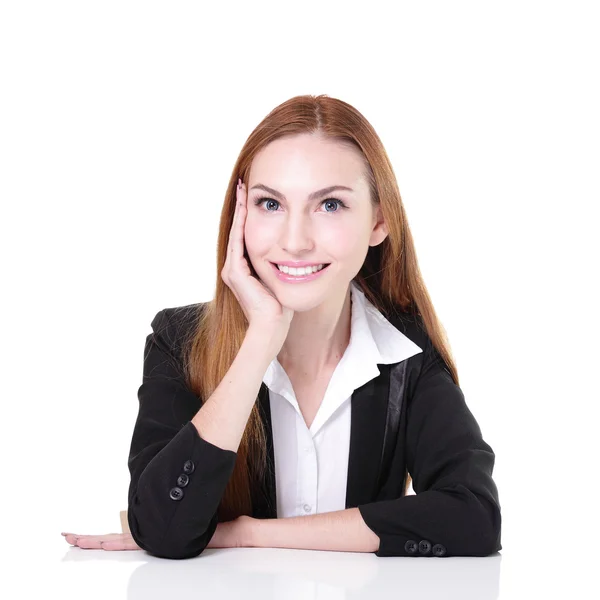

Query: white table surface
57 544 503 599
11 535 592 600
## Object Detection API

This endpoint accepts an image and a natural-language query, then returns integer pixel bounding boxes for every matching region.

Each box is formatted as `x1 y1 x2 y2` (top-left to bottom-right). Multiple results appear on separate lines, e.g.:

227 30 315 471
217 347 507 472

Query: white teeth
277 264 326 275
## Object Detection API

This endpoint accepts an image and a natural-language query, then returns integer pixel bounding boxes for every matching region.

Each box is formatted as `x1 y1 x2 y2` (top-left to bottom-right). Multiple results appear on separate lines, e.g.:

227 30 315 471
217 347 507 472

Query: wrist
242 515 260 548
244 327 279 361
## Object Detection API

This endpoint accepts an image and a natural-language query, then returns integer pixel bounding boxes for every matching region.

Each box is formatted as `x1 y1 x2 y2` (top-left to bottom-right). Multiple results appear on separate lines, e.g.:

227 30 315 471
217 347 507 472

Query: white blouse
262 280 423 518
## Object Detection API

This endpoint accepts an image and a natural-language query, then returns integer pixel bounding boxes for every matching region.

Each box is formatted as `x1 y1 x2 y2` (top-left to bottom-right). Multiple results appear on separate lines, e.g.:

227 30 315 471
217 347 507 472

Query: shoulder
154 301 206 330
149 302 208 357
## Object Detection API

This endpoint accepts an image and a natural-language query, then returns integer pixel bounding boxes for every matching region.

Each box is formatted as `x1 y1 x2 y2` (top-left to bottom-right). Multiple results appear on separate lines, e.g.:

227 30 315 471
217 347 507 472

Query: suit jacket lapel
345 360 410 506
252 382 277 519
344 364 390 508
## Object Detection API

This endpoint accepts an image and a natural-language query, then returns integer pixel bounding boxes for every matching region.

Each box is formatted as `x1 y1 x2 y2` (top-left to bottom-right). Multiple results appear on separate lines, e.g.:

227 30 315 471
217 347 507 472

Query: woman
62 94 502 559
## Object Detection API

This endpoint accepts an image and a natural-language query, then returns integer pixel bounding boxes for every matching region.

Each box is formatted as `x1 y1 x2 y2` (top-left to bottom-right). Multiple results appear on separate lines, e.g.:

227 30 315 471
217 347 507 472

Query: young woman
62 94 501 559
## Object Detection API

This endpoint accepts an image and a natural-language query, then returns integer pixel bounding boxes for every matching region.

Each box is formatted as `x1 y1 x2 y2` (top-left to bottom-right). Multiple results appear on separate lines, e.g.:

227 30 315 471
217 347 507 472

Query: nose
278 215 316 255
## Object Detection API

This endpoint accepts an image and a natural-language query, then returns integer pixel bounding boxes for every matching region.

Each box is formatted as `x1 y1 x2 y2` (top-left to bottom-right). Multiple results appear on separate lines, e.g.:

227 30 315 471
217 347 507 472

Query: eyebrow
249 184 354 201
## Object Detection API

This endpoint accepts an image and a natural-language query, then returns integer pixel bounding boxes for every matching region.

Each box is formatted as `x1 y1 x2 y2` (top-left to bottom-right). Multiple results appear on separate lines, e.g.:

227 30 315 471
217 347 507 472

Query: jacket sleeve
357 338 502 557
127 308 238 559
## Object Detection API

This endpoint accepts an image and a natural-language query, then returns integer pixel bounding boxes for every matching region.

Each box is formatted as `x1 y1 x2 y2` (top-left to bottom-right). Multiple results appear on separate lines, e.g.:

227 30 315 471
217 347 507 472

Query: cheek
331 237 362 258
319 224 364 253
323 226 373 269
243 217 274 254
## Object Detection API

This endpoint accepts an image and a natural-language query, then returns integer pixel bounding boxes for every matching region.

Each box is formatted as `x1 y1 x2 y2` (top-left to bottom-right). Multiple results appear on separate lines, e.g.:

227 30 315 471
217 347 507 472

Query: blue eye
253 197 348 213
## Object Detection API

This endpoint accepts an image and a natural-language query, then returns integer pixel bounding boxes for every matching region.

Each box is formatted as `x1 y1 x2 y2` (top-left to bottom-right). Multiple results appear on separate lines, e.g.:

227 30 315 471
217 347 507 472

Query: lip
272 261 329 267
270 261 330 283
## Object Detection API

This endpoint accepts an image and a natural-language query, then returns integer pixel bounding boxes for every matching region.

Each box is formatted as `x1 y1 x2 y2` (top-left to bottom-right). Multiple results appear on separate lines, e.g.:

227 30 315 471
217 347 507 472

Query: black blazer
127 303 502 560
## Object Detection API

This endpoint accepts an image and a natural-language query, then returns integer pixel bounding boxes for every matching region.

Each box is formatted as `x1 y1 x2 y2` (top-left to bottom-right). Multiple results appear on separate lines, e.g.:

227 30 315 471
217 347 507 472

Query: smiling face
244 133 388 312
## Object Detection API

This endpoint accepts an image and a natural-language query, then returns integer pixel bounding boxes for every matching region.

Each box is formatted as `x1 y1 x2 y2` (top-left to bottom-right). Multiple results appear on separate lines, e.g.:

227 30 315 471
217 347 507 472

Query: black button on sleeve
176 473 189 487
183 460 195 474
169 486 184 501
432 543 447 557
404 539 418 554
418 539 432 554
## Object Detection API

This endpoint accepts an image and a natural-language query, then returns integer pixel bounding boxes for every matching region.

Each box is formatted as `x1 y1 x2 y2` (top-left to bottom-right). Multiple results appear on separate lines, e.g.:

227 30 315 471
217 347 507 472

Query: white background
1 1 598 598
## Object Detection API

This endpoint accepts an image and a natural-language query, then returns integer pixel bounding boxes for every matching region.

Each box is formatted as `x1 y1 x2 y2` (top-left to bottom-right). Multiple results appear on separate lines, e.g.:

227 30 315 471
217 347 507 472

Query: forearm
250 508 380 553
192 327 274 452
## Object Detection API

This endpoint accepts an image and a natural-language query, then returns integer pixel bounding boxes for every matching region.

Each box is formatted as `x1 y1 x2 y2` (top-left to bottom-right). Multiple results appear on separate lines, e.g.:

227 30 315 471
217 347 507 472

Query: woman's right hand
221 178 294 352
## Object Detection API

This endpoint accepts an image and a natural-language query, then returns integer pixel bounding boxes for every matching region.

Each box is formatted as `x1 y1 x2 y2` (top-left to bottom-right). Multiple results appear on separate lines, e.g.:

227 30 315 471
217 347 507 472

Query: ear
369 205 389 247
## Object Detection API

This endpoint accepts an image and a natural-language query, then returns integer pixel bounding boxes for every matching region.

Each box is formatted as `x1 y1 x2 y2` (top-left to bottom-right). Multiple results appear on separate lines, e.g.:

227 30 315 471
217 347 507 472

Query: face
243 133 388 312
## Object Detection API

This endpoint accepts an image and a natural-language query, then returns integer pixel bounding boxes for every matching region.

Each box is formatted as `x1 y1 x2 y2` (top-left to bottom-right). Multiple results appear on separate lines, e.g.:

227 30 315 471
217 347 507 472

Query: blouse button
303 504 312 513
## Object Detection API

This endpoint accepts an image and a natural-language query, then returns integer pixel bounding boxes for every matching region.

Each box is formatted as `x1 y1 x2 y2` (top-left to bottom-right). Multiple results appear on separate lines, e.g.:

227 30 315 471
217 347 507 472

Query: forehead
248 134 366 186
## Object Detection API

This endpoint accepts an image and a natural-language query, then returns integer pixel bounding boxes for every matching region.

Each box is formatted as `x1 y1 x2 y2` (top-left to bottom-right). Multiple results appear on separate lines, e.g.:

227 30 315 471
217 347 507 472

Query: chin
273 284 333 307
277 298 326 314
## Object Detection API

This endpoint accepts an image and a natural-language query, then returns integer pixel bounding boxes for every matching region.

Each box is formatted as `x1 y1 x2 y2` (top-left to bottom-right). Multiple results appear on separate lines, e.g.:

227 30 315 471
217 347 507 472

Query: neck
277 286 352 377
